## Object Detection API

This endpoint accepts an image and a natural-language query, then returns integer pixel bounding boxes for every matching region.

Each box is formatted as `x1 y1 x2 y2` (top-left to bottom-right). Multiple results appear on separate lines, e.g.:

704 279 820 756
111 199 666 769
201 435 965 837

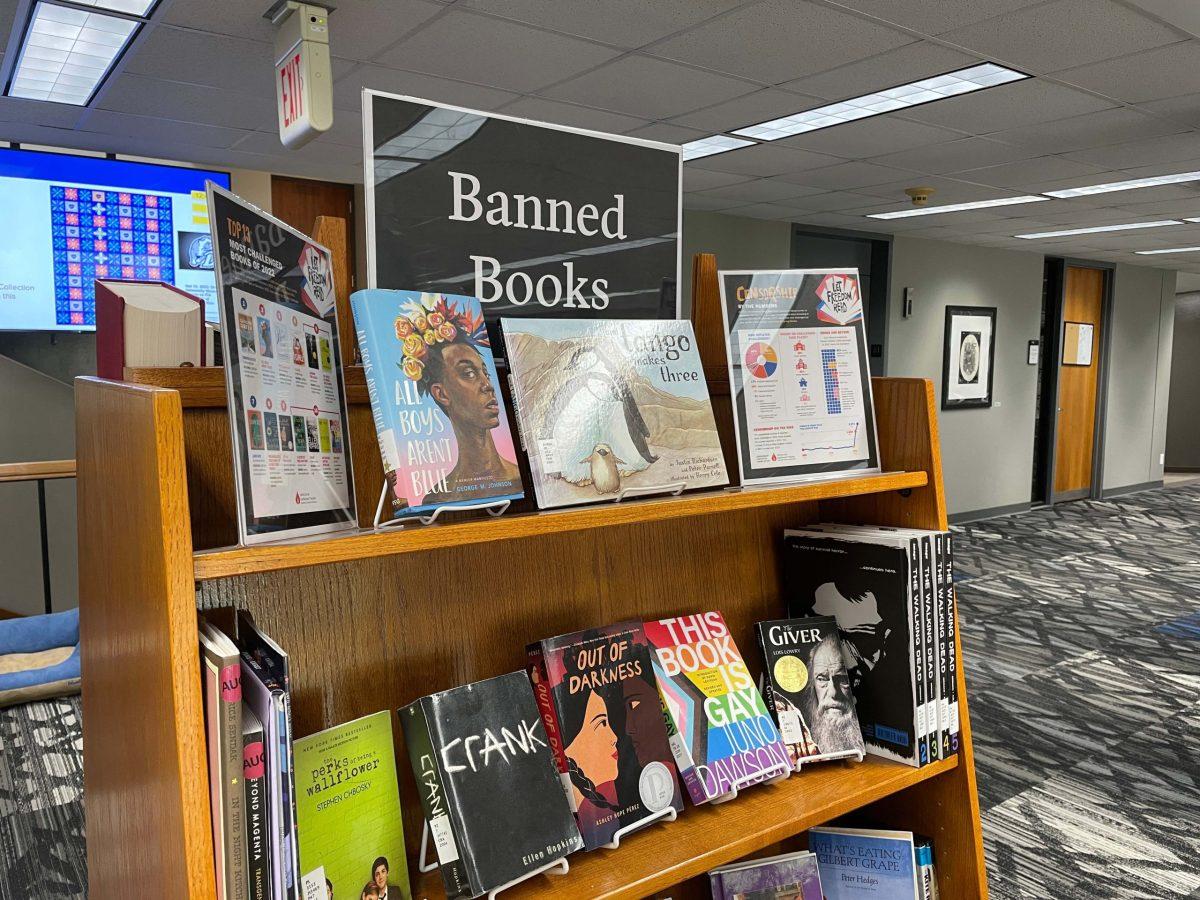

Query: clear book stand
708 759 793 805
600 805 678 850
372 481 511 530
794 747 865 772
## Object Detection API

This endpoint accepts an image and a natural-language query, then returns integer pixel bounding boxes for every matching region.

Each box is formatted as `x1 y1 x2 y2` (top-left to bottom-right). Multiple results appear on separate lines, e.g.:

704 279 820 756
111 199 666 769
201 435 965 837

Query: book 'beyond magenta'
527 622 684 849
644 612 790 804
352 289 524 520
502 318 727 509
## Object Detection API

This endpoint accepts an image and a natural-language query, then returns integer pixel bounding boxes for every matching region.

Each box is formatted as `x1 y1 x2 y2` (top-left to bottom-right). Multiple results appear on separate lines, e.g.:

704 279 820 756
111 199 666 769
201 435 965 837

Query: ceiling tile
956 155 1110 188
775 116 969 158
542 55 754 120
78 110 249 149
821 0 1045 34
123 27 277 96
1053 41 1200 103
459 0 745 48
496 96 651 135
1124 0 1200 39
774 160 922 190
96 73 275 131
623 122 708 144
857 174 1034 203
668 88 824 133
987 107 1185 155
683 193 742 211
787 190 895 213
683 167 756 191
1139 93 1200 129
373 12 619 93
688 142 844 177
938 0 1181 73
866 137 1032 174
646 0 913 85
1064 131 1200 169
780 41 981 100
720 201 809 220
694 178 823 204
900 79 1115 133
335 65 520 113
0 97 88 129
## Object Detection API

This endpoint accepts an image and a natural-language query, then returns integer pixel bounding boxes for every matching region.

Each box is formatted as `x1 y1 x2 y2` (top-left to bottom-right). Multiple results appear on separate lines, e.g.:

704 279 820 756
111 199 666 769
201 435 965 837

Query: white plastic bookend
613 480 686 503
792 747 865 773
708 760 792 805
600 806 678 850
486 857 570 899
418 819 439 873
373 482 512 530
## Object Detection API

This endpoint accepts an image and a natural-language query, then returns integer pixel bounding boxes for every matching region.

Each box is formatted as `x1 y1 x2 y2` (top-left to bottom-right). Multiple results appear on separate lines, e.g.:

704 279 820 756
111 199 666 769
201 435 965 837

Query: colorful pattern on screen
49 185 173 326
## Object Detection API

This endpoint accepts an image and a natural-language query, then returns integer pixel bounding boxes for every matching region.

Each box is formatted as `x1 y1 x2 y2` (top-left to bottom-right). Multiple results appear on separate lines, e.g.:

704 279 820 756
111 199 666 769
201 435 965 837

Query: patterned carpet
955 482 1200 899
1 483 1198 899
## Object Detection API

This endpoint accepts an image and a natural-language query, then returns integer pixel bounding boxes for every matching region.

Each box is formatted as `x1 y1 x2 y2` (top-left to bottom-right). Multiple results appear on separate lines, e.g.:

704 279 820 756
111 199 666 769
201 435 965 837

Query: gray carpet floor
955 482 1200 899
1 482 1197 899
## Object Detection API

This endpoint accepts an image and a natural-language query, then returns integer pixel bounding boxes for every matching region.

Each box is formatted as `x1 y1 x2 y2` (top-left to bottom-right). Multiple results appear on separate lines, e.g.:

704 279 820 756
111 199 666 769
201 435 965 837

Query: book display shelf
76 252 988 900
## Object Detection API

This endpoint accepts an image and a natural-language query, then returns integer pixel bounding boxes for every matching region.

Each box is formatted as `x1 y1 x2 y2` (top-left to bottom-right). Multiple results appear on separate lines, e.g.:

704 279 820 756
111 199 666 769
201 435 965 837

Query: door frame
1035 257 1115 506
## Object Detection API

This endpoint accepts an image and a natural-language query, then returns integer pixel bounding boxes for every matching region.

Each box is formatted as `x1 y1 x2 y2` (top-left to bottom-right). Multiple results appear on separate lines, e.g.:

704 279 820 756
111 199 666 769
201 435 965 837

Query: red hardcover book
95 279 206 379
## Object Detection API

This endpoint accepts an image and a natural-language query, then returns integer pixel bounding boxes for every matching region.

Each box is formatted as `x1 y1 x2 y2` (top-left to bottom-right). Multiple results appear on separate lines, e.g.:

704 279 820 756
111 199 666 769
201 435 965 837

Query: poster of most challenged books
719 270 880 486
208 184 357 544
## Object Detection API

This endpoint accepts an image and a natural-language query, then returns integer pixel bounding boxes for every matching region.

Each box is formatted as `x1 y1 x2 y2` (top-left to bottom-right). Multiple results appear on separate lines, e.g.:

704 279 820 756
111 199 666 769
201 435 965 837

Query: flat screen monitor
0 148 231 331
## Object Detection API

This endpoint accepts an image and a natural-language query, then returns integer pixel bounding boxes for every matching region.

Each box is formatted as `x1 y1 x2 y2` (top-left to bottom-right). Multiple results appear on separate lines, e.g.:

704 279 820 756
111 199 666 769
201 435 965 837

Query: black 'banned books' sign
363 91 681 352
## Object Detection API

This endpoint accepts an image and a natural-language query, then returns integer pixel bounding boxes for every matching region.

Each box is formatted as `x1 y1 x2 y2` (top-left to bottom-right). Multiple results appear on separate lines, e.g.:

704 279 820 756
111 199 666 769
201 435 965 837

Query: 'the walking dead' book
755 617 865 769
502 318 728 509
644 612 790 804
783 533 920 767
527 621 684 849
399 672 582 899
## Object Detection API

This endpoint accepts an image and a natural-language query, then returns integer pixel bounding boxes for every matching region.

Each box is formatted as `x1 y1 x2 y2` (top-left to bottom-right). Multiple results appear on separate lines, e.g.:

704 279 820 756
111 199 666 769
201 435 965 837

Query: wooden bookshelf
77 253 988 900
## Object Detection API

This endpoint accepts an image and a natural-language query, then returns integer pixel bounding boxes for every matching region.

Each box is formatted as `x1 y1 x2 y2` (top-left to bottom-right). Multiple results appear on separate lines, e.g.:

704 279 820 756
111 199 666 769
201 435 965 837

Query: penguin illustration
581 443 624 494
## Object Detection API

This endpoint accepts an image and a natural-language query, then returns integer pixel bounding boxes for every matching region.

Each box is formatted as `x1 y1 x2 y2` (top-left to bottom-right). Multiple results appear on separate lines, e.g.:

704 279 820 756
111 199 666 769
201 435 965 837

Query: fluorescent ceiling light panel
7 2 139 105
1044 171 1200 198
867 195 1048 219
732 63 1028 141
1015 220 1181 239
1134 246 1200 255
69 0 156 14
681 134 754 161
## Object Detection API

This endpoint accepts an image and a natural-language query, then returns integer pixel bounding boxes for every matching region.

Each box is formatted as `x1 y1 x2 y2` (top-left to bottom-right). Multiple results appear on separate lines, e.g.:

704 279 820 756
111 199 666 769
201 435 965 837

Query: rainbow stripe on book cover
644 612 789 804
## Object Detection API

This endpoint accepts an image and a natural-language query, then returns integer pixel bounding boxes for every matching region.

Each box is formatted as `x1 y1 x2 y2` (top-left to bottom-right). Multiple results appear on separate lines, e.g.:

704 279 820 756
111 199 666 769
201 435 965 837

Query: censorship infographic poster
719 269 880 486
208 184 356 544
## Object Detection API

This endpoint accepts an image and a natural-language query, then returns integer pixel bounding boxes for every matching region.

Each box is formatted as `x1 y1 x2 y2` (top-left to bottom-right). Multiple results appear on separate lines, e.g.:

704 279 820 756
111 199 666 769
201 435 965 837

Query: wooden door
270 175 356 290
1053 266 1104 499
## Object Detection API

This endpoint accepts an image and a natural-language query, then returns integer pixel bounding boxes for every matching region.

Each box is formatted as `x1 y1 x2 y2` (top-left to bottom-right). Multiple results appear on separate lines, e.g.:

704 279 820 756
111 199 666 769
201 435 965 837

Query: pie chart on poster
745 342 778 379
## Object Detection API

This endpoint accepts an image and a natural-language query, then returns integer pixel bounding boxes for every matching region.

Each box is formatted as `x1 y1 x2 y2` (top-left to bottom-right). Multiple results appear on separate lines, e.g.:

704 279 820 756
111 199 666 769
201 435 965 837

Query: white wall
886 237 1046 517
680 210 791 313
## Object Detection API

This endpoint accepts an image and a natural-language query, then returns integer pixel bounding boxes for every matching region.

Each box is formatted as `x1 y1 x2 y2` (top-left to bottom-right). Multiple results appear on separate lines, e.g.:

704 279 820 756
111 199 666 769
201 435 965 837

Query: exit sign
273 5 333 149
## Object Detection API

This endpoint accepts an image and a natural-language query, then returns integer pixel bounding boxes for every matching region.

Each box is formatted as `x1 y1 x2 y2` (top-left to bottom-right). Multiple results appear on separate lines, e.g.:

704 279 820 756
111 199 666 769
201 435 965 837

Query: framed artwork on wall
942 305 996 409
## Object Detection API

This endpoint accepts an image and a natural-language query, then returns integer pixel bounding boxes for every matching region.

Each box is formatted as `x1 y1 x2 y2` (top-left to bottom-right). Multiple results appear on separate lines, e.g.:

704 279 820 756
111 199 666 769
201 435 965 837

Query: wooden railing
0 459 76 615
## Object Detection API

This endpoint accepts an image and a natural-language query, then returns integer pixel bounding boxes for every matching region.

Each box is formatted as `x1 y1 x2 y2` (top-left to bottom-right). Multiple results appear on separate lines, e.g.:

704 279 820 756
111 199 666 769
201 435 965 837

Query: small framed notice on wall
1062 321 1094 366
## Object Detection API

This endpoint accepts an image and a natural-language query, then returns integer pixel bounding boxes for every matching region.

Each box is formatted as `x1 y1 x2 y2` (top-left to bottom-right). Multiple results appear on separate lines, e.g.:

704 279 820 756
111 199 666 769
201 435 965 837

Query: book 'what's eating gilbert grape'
352 289 525 520
644 611 790 804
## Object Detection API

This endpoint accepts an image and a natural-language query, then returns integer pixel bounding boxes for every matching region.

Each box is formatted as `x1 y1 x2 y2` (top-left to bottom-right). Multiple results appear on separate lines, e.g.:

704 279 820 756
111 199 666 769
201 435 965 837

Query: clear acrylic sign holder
794 747 865 772
612 480 686 503
419 819 569 898
372 481 511 530
708 760 792 804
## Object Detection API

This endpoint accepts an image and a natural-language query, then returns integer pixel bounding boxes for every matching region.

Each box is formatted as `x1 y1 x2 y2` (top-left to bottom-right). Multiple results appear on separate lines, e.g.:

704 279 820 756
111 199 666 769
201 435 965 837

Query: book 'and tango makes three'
352 289 524 520
644 612 790 803
293 710 410 900
400 672 583 899
502 318 728 509
527 621 685 849
755 617 865 769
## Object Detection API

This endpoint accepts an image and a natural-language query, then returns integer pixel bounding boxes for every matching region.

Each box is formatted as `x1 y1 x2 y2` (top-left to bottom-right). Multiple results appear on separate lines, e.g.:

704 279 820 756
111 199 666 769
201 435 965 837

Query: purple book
710 851 823 900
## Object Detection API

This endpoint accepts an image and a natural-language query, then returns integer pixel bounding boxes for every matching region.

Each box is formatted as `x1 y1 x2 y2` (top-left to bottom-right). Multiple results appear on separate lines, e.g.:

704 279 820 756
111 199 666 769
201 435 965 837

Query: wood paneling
75 378 216 900
270 176 354 280
1053 266 1105 496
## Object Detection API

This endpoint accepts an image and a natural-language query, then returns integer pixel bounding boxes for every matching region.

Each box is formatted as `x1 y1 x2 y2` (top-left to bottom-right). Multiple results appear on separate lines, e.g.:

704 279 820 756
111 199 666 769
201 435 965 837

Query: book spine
242 724 270 900
934 532 951 759
400 700 475 899
920 537 940 764
219 663 247 900
945 533 960 753
525 644 575 808
909 538 927 767
280 694 300 900
353 306 398 516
